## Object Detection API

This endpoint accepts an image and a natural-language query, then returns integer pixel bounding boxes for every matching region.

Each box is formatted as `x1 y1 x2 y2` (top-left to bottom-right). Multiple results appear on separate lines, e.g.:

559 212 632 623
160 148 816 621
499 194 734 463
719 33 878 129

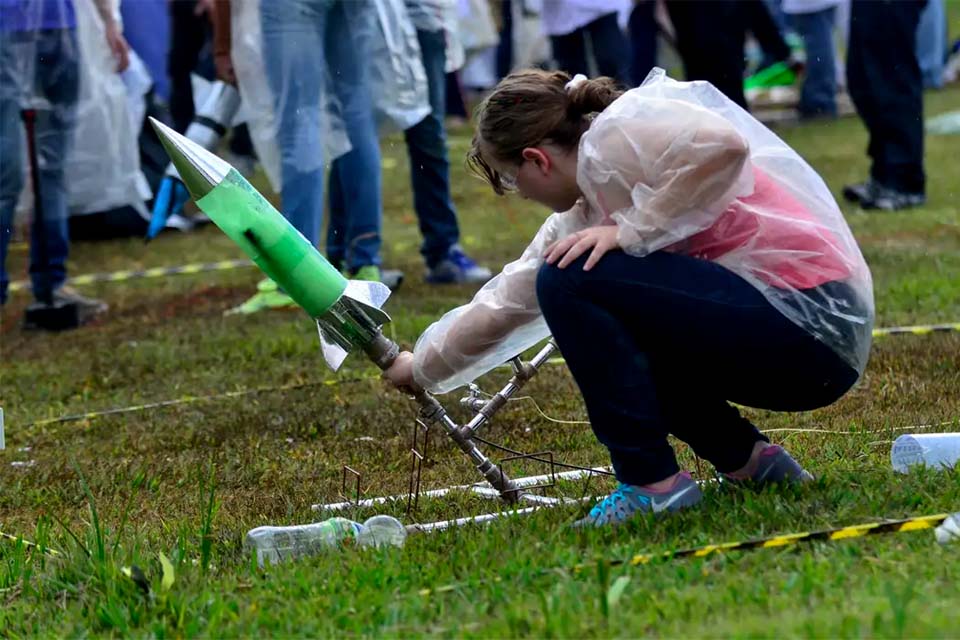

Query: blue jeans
261 0 382 270
790 7 837 117
0 29 78 304
916 0 945 89
329 28 461 269
536 251 858 486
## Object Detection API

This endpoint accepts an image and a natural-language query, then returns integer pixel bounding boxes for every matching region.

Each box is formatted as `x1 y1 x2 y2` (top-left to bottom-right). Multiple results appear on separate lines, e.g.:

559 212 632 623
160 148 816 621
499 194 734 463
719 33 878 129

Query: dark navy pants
847 0 926 195
536 251 858 486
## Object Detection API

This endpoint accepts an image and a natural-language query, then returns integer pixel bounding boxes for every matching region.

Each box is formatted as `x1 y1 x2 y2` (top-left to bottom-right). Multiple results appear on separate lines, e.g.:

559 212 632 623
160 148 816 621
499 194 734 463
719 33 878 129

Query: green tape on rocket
197 170 347 317
149 117 347 318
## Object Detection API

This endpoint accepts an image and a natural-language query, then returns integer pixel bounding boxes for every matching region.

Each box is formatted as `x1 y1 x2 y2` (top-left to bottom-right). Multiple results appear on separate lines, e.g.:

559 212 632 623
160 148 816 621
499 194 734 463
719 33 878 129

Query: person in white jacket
384 69 874 527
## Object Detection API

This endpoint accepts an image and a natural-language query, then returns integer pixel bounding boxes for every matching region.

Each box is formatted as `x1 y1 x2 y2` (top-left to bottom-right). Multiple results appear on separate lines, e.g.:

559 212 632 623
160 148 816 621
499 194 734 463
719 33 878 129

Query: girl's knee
535 261 573 311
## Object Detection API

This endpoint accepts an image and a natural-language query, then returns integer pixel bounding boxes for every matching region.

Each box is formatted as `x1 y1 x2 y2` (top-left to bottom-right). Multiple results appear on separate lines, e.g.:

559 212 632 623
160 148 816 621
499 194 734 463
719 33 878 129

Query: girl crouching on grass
384 68 874 527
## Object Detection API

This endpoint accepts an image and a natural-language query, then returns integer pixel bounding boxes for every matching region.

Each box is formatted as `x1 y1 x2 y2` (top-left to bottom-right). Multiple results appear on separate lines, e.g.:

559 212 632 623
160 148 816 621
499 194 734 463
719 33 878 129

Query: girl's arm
412 212 578 394
577 96 754 256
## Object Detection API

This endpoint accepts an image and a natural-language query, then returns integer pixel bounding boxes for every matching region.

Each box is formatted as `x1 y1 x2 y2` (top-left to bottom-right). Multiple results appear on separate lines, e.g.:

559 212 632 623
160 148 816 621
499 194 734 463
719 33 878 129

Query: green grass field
2 83 960 636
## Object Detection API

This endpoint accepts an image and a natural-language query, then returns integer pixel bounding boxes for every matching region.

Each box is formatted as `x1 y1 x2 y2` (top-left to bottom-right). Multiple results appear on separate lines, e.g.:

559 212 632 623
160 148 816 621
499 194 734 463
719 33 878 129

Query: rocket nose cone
149 117 233 200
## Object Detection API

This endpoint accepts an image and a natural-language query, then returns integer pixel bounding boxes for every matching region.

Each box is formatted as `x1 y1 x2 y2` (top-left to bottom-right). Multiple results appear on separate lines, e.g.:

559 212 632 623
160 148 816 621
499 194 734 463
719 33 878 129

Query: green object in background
744 61 797 91
197 171 347 317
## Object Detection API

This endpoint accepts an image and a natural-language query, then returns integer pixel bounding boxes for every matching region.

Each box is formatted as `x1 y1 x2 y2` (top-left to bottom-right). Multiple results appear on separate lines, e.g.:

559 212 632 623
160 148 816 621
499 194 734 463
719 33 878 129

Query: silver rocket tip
148 116 234 200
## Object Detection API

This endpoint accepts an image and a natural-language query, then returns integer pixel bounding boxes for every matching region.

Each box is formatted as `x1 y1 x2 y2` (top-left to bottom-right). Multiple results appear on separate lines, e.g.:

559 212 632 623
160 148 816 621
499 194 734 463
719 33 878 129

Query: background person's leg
666 0 748 109
628 0 658 86
445 72 468 119
550 27 589 78
587 12 630 84
326 0 382 272
30 28 79 302
495 0 513 79
404 28 461 270
846 0 925 196
0 38 25 305
168 0 209 133
744 0 792 68
260 0 326 247
790 7 837 118
325 159 346 270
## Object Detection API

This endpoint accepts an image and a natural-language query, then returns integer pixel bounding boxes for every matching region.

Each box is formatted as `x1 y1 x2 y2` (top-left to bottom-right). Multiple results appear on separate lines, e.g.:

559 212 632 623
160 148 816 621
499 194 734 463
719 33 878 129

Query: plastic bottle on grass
357 515 407 549
890 433 960 473
245 515 406 566
935 514 960 545
245 517 364 566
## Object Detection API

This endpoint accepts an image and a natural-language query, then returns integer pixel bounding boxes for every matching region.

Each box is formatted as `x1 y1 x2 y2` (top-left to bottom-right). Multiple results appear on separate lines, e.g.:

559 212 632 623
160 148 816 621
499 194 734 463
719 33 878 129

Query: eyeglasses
499 170 518 192
498 157 526 192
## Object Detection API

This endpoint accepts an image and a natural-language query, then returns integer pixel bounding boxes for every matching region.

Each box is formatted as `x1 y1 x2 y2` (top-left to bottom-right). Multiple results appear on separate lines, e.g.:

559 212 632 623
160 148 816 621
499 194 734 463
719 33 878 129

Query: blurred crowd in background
1 0 958 328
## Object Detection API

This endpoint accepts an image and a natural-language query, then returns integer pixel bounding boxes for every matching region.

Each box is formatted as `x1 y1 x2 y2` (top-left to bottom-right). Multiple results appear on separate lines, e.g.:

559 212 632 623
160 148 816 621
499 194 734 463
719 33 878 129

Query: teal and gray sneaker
575 471 703 527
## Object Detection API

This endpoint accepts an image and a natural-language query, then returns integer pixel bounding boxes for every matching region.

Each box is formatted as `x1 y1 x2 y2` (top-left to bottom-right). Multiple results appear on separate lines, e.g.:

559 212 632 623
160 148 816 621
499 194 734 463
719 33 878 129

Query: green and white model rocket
149 117 397 372
150 117 523 500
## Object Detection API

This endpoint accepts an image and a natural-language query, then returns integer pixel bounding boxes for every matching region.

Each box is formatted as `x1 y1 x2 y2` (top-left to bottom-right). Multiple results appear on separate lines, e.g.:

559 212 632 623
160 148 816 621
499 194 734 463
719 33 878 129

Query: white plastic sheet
414 69 873 393
371 0 430 134
68 0 149 217
3 0 148 219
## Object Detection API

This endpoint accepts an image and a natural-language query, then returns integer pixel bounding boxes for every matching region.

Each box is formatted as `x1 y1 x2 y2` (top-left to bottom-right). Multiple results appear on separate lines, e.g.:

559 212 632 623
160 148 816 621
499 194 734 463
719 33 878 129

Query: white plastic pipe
312 466 612 512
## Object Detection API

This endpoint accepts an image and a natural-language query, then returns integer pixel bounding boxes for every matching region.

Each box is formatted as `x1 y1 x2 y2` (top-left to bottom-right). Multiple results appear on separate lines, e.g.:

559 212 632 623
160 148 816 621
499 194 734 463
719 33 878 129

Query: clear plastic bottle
891 433 960 473
244 515 407 566
245 517 365 566
357 515 407 549
935 514 960 545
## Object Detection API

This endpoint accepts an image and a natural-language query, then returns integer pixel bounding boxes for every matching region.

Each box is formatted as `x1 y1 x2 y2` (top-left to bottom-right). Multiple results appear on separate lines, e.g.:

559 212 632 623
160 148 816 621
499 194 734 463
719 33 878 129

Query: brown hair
467 70 623 195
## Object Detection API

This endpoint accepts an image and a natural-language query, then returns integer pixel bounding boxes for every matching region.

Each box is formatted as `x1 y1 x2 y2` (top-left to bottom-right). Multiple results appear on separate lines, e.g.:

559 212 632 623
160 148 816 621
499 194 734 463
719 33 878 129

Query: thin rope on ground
471 386 591 426
764 420 957 435
471 434 615 477
17 374 381 429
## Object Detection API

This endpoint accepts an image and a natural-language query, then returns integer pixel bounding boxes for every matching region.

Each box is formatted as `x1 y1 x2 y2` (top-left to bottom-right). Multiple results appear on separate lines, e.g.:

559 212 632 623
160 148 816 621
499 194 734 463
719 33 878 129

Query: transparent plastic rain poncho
413 69 874 394
232 0 431 193
69 0 150 217
3 0 148 220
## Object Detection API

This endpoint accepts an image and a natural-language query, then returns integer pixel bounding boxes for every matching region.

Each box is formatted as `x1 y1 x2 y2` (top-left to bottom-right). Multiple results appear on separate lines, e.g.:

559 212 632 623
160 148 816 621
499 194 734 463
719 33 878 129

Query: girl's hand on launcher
544 226 619 270
383 351 423 394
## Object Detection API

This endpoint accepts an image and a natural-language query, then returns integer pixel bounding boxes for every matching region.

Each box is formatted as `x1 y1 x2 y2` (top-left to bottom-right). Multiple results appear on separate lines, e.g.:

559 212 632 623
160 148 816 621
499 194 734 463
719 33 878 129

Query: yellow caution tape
0 531 61 556
612 513 949 567
872 323 960 337
419 512 952 597
7 259 253 293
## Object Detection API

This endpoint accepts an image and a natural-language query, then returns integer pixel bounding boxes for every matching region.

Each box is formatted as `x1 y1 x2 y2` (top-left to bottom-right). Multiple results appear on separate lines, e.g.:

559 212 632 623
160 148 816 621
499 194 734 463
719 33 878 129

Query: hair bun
566 76 622 118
